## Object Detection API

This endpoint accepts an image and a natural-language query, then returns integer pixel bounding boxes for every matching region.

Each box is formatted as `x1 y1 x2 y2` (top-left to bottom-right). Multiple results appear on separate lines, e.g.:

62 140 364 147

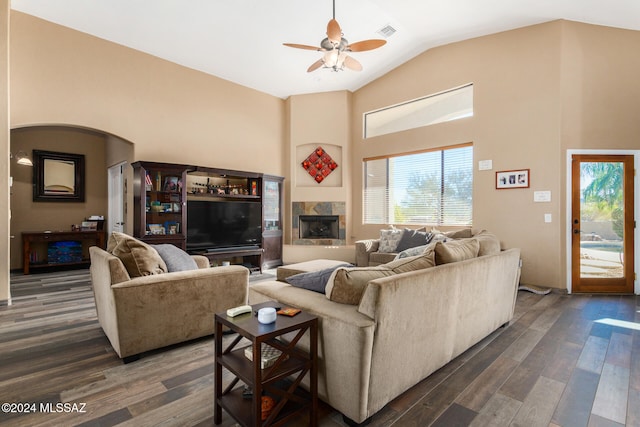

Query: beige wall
558 22 640 280
352 20 640 289
10 127 108 269
1 0 10 303
286 91 352 243
9 11 285 176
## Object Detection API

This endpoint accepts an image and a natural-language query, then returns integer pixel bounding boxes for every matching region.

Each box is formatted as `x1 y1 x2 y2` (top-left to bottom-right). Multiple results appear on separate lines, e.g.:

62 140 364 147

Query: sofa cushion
434 238 480 265
285 263 351 294
152 244 198 272
107 232 168 277
326 266 395 305
395 228 433 252
378 228 404 253
383 248 436 273
473 230 501 256
369 251 398 266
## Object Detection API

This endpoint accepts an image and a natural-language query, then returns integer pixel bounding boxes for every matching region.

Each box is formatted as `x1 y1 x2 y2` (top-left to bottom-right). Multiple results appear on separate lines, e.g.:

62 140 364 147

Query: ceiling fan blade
344 55 363 71
283 43 324 51
326 19 342 43
348 39 387 52
307 59 325 72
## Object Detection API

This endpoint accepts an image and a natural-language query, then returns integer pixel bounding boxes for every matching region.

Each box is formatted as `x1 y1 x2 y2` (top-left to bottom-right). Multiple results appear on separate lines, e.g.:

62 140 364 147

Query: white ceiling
11 0 640 99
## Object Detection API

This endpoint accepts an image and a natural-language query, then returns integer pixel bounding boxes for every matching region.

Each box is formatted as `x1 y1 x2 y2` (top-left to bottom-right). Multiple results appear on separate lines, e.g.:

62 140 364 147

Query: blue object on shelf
48 241 83 264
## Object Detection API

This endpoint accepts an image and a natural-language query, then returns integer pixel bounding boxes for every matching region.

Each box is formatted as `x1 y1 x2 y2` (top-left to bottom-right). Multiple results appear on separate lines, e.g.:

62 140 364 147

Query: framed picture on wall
496 169 530 189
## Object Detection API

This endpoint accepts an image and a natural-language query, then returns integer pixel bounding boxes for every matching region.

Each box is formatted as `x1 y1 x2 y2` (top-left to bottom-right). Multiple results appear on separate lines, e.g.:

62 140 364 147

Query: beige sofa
355 228 473 266
89 246 249 360
249 244 521 424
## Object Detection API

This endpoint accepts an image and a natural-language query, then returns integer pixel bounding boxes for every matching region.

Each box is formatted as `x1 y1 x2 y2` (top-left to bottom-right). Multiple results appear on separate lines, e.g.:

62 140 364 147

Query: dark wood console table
22 230 106 274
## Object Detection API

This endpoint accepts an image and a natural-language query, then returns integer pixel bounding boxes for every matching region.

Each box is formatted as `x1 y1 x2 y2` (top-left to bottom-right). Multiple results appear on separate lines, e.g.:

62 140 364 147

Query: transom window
363 84 473 139
363 144 473 226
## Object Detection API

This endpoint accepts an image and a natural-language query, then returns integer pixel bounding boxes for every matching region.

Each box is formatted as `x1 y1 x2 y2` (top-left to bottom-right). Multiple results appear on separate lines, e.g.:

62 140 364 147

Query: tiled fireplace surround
292 202 346 245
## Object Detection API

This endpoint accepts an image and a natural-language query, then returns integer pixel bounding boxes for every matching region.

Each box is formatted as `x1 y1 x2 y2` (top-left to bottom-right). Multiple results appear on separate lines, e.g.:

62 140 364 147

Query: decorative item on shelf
164 221 179 235
151 201 163 212
251 180 257 195
81 221 97 231
163 176 179 192
261 396 275 421
301 145 338 183
85 215 105 230
244 344 288 368
145 173 153 191
155 172 162 192
148 224 165 235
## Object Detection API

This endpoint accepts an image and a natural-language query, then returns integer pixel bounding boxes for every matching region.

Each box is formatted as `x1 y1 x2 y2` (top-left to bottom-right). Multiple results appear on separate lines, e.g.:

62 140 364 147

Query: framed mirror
33 150 85 202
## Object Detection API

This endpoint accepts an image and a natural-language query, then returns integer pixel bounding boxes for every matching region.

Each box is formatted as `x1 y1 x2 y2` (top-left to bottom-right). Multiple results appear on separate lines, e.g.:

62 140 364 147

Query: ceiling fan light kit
284 0 386 73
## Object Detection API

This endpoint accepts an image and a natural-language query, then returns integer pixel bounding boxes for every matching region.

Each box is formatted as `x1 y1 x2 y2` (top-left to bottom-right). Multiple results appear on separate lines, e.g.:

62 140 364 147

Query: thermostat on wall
534 191 551 202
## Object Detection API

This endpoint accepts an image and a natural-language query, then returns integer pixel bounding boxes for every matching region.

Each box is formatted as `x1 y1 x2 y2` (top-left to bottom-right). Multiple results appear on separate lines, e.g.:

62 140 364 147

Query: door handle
573 229 580 234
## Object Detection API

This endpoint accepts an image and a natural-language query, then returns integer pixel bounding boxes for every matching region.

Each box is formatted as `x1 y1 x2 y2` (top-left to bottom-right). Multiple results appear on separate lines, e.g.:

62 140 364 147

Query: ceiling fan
283 0 387 72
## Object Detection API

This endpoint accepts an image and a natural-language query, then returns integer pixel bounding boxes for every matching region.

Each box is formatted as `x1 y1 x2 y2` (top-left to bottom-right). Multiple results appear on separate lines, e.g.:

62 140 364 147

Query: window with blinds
363 144 473 226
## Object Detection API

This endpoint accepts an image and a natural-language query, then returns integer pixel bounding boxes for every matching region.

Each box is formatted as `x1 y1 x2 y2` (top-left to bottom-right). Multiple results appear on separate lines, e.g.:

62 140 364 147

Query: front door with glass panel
571 154 634 293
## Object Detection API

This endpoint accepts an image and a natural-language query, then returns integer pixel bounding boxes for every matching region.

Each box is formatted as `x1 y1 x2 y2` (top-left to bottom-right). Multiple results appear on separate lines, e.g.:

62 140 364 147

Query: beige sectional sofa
249 235 521 424
89 233 249 360
356 227 474 266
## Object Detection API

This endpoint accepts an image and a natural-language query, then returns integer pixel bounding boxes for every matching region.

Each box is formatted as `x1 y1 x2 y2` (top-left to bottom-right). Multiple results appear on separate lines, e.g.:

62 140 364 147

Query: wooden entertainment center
132 161 283 271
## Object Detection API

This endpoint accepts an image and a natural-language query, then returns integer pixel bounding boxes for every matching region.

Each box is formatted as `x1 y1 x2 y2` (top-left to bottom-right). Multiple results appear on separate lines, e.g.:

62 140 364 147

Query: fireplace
292 201 345 245
299 215 339 239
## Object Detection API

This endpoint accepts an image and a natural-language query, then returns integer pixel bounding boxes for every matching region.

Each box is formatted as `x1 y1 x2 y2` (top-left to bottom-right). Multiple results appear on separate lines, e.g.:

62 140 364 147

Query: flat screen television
186 200 262 252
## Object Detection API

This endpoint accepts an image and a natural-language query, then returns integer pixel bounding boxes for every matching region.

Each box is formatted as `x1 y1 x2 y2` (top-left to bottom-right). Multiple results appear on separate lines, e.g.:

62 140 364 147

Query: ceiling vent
377 25 396 38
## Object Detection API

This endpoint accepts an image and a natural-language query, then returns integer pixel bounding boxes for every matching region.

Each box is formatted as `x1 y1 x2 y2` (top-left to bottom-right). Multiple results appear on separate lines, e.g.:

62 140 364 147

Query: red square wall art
301 146 338 183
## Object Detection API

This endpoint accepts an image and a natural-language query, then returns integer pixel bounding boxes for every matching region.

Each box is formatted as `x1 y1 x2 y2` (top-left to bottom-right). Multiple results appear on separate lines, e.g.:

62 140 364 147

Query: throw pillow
384 245 436 273
285 263 352 294
325 266 395 305
152 244 199 272
378 228 404 253
395 228 433 252
394 244 431 259
434 239 480 265
107 232 168 277
445 228 473 239
473 230 501 256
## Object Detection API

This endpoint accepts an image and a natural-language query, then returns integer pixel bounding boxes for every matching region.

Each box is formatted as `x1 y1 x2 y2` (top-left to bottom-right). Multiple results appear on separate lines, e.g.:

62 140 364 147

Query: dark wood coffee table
214 301 318 427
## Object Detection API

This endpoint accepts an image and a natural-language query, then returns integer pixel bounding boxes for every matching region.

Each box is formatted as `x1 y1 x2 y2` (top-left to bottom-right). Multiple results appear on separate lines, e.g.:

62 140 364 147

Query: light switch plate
544 213 552 223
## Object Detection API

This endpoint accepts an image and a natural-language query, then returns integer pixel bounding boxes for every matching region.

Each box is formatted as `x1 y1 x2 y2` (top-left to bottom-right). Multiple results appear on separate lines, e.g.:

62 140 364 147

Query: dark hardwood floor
1 268 639 426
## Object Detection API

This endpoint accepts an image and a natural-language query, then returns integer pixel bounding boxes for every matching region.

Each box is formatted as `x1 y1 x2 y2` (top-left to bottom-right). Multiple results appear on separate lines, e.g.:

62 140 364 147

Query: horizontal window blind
363 144 473 226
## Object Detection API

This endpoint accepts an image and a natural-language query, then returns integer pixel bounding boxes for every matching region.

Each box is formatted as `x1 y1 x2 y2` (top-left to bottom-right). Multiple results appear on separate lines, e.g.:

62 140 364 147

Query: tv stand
195 247 264 273
206 245 260 253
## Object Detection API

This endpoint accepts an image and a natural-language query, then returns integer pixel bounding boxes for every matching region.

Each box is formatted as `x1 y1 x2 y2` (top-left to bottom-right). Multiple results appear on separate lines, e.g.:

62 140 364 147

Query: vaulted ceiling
11 0 640 98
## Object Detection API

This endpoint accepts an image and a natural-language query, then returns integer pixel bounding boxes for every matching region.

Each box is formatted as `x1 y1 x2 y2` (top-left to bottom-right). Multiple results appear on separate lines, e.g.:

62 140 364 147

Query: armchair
89 246 248 360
